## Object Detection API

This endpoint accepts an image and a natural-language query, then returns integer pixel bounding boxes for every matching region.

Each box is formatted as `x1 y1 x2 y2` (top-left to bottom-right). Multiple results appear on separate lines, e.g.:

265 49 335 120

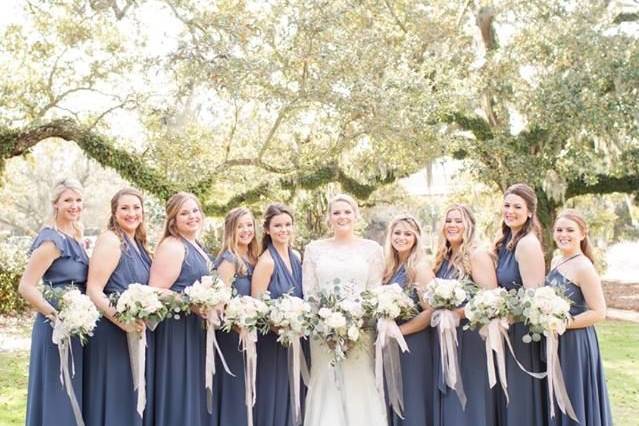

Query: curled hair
219 207 260 276
383 214 426 284
48 178 84 239
433 205 478 279
161 192 203 241
493 183 543 255
107 187 149 252
554 209 595 264
326 193 359 229
261 203 295 254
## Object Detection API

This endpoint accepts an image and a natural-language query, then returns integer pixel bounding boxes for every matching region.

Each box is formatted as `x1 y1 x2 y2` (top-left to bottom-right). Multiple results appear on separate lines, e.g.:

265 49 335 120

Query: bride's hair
326 193 359 228
383 214 426 284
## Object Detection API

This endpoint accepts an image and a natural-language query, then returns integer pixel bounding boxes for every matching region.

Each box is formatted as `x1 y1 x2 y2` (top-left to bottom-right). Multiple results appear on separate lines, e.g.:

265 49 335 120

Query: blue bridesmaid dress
386 265 435 426
210 250 254 426
153 239 211 426
496 239 546 426
432 259 497 426
25 228 89 426
254 245 304 426
83 236 152 426
546 270 613 426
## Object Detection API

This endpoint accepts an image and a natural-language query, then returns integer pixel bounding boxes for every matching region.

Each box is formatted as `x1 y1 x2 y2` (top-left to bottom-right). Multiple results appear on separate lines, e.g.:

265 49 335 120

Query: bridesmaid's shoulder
256 249 275 266
155 236 185 255
515 233 543 254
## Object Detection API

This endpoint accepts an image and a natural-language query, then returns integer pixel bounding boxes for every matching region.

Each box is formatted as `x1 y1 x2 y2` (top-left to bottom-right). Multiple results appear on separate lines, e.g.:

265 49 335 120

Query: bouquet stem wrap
126 330 147 417
545 332 577 420
431 309 466 409
479 318 510 402
375 318 408 418
288 337 310 426
238 327 258 426
51 317 85 426
205 308 234 413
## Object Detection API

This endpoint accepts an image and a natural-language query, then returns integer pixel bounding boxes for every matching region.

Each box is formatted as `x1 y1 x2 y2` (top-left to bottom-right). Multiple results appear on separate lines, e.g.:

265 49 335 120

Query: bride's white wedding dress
302 238 388 426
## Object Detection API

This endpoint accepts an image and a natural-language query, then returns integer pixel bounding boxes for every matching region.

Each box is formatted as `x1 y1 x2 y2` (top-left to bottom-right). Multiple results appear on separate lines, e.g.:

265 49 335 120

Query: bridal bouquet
362 283 417 417
308 280 366 366
221 295 270 426
43 285 100 426
519 285 576 420
112 283 168 417
184 274 233 413
423 278 468 408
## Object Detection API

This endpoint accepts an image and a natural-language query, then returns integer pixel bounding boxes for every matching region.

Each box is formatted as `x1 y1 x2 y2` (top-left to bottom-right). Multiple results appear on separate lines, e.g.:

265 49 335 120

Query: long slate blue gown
254 244 304 426
433 259 498 426
153 239 211 426
83 235 153 426
25 228 89 426
546 269 613 426
210 250 254 426
386 264 434 426
496 239 547 426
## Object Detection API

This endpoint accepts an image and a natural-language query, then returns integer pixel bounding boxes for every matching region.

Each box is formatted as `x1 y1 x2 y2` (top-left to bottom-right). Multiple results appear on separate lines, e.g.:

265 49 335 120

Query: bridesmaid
252 204 304 426
18 178 89 426
210 207 259 426
84 188 152 425
432 204 498 426
149 192 212 426
382 215 435 426
494 183 547 426
546 209 612 426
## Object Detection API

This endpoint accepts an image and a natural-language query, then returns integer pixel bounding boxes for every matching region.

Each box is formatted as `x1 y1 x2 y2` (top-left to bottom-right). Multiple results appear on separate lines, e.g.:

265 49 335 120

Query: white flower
318 307 332 319
325 312 347 330
347 325 360 341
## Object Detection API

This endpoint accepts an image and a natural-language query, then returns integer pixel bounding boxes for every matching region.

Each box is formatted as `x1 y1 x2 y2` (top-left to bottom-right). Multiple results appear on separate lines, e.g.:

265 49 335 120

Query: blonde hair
108 187 149 252
554 209 595 264
433 204 478 279
161 192 203 241
326 193 359 228
493 183 543 255
383 215 426 284
219 207 260 276
49 178 84 240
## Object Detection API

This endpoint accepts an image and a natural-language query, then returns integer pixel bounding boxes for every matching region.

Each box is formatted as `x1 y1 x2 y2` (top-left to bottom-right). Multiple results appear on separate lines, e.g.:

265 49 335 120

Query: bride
302 193 387 426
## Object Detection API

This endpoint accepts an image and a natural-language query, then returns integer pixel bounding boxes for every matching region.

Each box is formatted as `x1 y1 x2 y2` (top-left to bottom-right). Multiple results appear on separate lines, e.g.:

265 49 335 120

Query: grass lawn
0 319 636 424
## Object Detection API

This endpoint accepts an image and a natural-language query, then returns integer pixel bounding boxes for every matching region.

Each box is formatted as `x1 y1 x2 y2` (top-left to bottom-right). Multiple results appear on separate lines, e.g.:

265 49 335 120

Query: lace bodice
302 238 384 297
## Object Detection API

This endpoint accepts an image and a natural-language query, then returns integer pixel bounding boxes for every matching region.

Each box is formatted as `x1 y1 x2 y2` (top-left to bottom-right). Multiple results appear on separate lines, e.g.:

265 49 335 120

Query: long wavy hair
48 178 84 240
261 203 295 254
383 214 426 284
107 187 149 252
554 209 595 264
219 207 260 276
493 183 543 255
160 192 203 241
433 204 478 279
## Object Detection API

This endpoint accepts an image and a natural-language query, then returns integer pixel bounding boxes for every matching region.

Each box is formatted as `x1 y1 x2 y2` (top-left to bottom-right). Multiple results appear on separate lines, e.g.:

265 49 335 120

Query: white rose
347 325 360 341
325 312 347 330
318 307 332 319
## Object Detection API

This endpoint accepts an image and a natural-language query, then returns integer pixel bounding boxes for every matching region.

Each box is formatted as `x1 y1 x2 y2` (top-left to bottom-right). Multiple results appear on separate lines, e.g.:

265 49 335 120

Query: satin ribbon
126 330 147 417
288 337 310 426
375 318 408 418
51 317 85 426
431 309 466 408
545 331 578 420
205 308 234 414
238 327 258 426
479 318 510 402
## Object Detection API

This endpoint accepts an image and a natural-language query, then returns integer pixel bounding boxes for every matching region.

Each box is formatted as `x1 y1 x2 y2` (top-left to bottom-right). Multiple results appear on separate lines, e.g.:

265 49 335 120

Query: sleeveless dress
386 265 434 426
210 251 254 426
83 236 153 426
433 259 497 426
302 239 388 426
255 244 304 426
546 270 613 426
25 228 89 426
496 240 546 426
153 239 211 426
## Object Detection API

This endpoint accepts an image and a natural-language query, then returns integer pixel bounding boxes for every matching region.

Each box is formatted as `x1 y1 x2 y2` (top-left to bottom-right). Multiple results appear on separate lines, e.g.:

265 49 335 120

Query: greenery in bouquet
43 284 100 345
362 283 417 321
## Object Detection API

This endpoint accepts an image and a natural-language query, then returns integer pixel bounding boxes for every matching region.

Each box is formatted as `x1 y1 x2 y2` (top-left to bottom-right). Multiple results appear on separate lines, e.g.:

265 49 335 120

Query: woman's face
54 189 83 223
444 209 465 246
503 193 530 231
267 213 294 246
235 213 255 247
391 221 416 256
175 198 202 235
329 201 356 235
115 194 143 236
553 217 584 254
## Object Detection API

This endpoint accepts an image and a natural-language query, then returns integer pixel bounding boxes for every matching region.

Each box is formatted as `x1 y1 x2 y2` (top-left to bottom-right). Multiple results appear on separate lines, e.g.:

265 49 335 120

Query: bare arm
568 263 606 329
18 242 59 318
399 261 435 336
217 259 237 287
149 238 184 290
470 249 498 290
515 235 546 288
251 252 275 297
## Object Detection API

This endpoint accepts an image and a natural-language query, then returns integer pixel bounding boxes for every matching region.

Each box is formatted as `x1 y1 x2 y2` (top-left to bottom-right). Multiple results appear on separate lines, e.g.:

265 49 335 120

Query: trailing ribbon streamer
51 317 85 426
126 330 147 417
431 309 466 409
375 318 409 418
479 318 510 402
545 331 578 421
238 327 258 426
288 337 310 426
205 308 234 414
